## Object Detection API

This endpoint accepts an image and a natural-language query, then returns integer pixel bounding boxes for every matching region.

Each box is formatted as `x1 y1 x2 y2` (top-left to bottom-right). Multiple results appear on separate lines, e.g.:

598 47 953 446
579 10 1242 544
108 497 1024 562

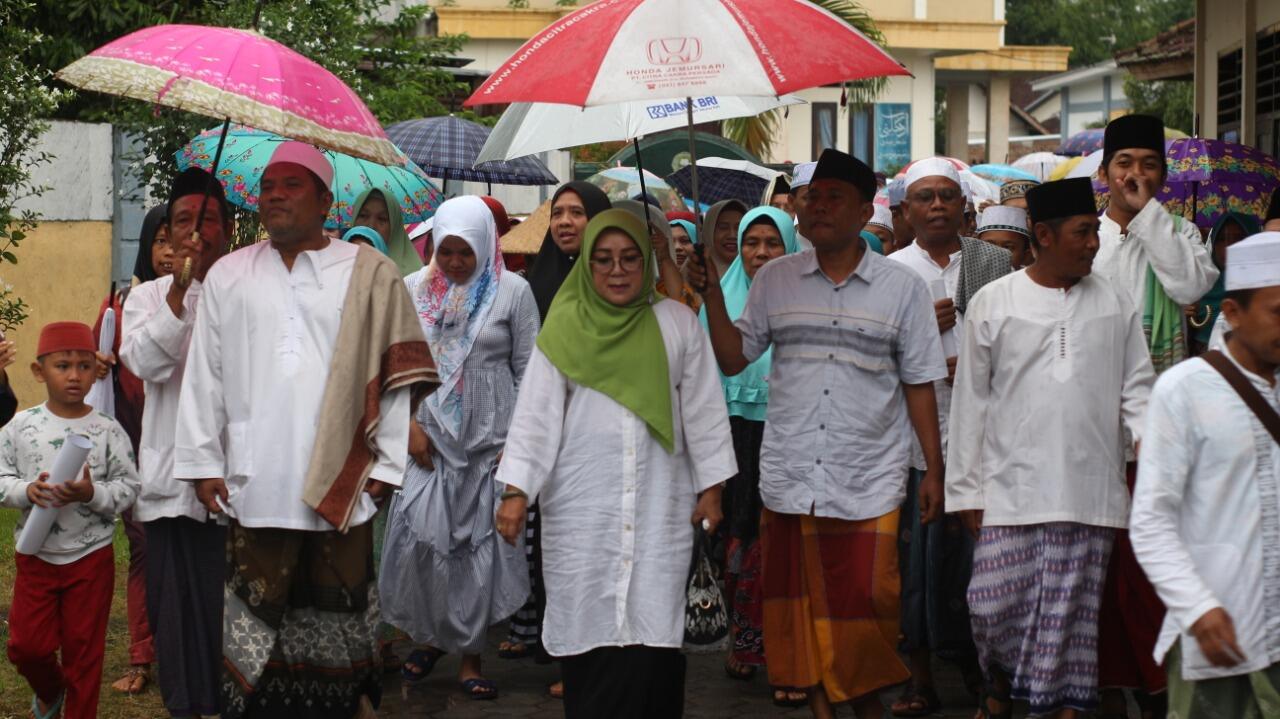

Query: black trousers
561 645 686 718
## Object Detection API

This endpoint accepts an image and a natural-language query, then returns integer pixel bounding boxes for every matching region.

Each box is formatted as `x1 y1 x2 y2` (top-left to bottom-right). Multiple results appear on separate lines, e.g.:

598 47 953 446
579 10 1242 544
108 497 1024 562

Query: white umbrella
1066 150 1104 179
1013 152 1069 182
475 94 805 164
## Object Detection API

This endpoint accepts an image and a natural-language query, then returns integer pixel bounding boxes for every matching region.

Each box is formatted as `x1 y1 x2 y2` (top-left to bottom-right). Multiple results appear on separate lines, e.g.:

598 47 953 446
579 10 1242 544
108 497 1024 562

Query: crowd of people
0 113 1278 719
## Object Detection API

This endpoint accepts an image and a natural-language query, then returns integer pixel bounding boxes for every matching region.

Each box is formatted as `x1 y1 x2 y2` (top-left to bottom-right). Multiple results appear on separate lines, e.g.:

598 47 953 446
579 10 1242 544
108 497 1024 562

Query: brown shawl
302 246 439 532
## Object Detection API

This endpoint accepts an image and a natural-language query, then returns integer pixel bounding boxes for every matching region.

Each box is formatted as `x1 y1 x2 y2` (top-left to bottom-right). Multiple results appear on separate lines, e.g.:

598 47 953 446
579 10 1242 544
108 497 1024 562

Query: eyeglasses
908 188 962 204
589 253 645 273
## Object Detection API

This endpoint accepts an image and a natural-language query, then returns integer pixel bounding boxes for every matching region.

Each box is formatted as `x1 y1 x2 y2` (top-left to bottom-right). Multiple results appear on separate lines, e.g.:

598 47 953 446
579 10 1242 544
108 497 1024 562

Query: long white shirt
1094 198 1219 312
889 239 963 468
119 276 209 523
174 239 411 531
946 271 1154 527
1132 344 1280 680
495 300 737 657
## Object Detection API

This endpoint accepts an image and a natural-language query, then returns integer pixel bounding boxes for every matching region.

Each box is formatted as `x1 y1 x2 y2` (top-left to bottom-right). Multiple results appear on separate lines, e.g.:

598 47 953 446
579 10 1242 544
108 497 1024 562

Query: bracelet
500 489 527 501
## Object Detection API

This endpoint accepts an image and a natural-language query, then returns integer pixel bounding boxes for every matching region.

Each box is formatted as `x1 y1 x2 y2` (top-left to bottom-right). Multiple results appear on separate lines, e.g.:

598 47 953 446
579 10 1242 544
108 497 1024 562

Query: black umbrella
387 116 558 190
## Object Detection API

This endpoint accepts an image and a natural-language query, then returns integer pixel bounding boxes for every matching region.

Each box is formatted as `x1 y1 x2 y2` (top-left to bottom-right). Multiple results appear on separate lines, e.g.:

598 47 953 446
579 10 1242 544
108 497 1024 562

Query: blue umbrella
1058 128 1107 157
387 116 557 186
968 163 1038 185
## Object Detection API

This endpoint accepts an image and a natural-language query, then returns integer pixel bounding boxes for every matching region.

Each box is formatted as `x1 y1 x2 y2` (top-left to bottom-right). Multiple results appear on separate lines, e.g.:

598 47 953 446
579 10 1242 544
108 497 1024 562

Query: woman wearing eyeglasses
494 209 736 718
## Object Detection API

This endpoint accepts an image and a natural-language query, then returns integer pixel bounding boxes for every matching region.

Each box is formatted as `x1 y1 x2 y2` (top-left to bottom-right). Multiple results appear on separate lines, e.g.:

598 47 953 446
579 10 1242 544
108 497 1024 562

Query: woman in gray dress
379 196 538 700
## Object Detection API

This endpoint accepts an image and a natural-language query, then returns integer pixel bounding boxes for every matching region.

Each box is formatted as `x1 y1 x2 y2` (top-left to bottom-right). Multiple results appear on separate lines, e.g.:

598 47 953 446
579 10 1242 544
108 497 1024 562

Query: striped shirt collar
799 240 878 286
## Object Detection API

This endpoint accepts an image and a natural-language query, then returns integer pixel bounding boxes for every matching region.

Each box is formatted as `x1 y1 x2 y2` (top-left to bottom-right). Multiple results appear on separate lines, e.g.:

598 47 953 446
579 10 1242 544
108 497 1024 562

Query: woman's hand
496 493 527 546
408 422 434 470
691 484 724 534
94 351 116 381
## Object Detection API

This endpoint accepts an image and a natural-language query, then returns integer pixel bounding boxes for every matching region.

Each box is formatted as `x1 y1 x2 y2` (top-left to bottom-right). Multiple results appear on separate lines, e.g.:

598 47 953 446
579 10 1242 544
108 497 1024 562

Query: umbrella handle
686 96 701 223
182 117 232 288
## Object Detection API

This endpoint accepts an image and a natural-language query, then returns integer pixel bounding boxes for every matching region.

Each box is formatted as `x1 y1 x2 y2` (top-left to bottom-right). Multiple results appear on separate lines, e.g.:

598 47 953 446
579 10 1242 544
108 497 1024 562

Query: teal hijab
670 219 698 244
1197 211 1261 344
859 229 884 255
342 225 389 255
700 206 799 421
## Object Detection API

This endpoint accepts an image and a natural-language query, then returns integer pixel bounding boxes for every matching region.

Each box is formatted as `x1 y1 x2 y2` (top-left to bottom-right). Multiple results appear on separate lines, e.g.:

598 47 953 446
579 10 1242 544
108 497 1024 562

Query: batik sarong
760 508 909 703
967 522 1114 716
221 521 381 719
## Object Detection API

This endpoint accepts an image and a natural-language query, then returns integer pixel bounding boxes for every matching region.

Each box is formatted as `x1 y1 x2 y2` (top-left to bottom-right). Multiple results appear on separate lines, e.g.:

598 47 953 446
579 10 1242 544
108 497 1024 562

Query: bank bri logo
646 37 702 66
645 97 720 120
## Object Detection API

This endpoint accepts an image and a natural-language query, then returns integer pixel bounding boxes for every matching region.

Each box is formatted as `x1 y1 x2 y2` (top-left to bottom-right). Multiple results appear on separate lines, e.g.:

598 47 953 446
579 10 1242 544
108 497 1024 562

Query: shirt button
831 320 838 326
823 389 830 395
816 459 823 465
834 287 840 292
828 353 834 360
819 424 825 430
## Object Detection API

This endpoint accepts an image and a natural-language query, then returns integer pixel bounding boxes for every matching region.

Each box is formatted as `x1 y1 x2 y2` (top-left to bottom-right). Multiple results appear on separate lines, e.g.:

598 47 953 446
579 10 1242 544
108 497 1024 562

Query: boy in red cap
0 321 139 719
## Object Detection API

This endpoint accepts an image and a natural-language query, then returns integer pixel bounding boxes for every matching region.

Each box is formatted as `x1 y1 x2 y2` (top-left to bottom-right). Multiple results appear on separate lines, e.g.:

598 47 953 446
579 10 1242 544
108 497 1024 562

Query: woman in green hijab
351 187 423 276
491 209 737 718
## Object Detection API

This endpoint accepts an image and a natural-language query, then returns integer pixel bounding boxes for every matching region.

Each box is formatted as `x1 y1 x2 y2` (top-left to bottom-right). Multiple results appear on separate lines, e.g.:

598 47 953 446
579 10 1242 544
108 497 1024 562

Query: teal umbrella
177 124 443 229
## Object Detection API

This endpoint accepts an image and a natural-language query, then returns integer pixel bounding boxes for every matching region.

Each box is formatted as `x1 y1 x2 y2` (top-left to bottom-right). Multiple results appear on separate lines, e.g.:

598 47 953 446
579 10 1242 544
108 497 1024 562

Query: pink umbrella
463 0 907 108
56 24 400 165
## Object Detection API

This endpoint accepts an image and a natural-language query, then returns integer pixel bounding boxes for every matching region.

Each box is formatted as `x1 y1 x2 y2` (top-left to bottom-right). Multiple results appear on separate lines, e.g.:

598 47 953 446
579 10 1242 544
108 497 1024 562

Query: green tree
723 0 887 160
1006 0 1194 68
0 0 68 330
1125 77 1194 134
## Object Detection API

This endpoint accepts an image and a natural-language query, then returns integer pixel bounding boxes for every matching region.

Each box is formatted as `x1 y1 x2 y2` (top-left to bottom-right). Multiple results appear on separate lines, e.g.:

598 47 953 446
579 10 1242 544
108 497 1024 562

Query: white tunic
946 271 1155 528
119 276 209 523
174 240 411 530
1094 198 1219 313
1132 345 1280 680
496 300 737 657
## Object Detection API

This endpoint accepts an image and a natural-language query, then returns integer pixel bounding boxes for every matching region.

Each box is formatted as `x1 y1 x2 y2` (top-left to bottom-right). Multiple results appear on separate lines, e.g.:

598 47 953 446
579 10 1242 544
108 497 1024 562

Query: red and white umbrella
464 0 908 108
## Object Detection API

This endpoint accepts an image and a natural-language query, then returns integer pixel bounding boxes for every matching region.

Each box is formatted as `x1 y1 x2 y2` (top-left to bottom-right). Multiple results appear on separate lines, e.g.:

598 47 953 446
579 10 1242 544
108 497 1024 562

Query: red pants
7 546 114 719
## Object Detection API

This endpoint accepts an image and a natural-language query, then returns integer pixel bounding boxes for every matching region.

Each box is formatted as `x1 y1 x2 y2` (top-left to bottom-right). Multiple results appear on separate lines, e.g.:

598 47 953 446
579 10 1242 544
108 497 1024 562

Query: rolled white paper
929 278 958 359
16 433 94 556
85 308 115 416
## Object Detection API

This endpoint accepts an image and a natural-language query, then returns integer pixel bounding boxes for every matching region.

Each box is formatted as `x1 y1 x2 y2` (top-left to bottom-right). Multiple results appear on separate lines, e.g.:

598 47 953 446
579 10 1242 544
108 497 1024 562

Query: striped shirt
736 249 947 522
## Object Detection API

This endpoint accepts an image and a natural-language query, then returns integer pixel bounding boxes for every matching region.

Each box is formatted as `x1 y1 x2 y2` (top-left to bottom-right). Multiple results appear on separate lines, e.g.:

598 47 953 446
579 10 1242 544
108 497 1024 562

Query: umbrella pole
633 137 651 210
686 97 701 221
181 116 232 287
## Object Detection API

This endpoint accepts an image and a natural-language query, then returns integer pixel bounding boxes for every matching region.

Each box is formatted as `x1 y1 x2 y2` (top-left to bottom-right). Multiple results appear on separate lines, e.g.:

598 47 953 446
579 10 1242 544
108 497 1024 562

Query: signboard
874 103 911 174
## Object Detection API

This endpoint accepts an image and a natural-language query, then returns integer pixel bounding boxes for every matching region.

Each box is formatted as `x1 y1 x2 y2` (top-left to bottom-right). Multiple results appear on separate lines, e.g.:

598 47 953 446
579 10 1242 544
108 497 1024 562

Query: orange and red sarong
760 508 909 704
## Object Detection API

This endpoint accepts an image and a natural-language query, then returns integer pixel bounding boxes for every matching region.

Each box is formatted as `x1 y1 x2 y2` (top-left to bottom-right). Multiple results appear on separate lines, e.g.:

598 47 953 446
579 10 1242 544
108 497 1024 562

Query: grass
0 509 166 718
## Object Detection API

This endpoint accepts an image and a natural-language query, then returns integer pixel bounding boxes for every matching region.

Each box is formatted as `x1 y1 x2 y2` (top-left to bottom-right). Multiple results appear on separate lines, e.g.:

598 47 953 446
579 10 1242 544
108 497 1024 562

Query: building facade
1194 0 1280 155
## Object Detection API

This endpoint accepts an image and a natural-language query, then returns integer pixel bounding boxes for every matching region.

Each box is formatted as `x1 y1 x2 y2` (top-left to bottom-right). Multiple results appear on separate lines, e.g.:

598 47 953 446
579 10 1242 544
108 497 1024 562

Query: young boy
0 321 140 719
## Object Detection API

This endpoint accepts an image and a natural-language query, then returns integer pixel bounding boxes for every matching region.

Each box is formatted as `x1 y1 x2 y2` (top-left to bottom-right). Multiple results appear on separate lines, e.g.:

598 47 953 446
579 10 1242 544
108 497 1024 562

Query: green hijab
351 187 421 276
537 209 674 452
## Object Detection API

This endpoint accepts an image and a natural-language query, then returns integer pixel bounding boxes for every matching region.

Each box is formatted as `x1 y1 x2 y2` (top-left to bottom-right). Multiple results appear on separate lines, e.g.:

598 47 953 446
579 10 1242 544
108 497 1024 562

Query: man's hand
94 352 116 381
691 484 724 534
365 479 394 501
53 465 95 506
934 298 957 334
26 472 56 508
650 225 671 261
685 248 720 296
1191 608 1247 668
0 339 17 375
496 494 527 546
918 469 943 524
1115 171 1157 211
408 423 434 470
194 478 229 514
959 509 983 539
944 356 958 386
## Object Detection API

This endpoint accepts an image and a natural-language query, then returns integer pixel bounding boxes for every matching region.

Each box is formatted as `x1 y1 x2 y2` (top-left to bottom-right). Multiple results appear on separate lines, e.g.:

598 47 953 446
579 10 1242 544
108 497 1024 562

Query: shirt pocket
226 421 255 480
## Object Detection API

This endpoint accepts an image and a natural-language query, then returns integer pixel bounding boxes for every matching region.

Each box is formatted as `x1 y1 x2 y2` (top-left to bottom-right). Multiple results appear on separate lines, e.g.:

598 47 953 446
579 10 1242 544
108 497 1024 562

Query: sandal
111 665 151 695
977 685 1012 719
498 640 534 660
460 677 499 701
30 692 64 719
891 683 941 717
380 644 402 674
723 656 757 681
771 686 809 708
401 647 445 684
548 680 564 699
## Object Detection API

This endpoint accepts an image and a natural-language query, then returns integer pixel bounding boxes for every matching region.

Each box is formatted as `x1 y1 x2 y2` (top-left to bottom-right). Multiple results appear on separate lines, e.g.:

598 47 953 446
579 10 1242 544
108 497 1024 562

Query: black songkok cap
1266 187 1280 223
1025 177 1098 226
810 148 877 201
772 176 791 195
1103 114 1165 158
168 167 229 220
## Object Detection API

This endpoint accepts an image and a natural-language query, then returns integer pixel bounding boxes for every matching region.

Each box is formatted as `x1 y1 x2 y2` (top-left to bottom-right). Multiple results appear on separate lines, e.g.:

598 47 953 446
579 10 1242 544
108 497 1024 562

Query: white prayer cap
903 157 961 191
867 204 894 231
407 218 433 240
791 161 817 189
887 180 907 207
266 141 334 187
1225 232 1280 291
960 180 973 202
977 205 1030 237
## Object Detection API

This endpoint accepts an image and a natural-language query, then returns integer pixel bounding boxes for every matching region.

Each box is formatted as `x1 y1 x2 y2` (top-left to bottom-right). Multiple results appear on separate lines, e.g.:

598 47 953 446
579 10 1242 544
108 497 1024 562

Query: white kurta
119 276 209 523
495 299 737 657
1093 198 1219 312
946 271 1155 528
174 240 411 530
1132 345 1280 680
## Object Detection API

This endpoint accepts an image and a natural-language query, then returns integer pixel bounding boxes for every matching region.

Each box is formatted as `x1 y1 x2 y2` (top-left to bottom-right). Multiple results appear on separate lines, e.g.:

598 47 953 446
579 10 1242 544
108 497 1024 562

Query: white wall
14 121 114 222
459 38 525 73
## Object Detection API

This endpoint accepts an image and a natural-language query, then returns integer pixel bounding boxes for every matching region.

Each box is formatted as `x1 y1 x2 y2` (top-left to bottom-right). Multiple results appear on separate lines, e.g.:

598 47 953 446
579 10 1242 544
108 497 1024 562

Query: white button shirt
119 275 209 523
1094 198 1219 312
1132 345 1280 680
946 271 1154 528
496 300 736 657
175 240 410 531
889 240 963 468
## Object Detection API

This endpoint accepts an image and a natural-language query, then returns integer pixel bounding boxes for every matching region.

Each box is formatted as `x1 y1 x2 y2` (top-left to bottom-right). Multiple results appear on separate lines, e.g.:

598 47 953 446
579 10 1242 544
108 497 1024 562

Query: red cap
666 210 698 224
37 322 95 358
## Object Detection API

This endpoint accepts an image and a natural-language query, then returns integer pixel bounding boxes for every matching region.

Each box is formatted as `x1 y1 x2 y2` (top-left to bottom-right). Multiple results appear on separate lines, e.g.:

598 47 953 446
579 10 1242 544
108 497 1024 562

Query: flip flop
724 657 758 681
30 692 63 719
498 641 534 660
891 684 941 717
401 647 445 684
771 686 808 708
461 677 499 701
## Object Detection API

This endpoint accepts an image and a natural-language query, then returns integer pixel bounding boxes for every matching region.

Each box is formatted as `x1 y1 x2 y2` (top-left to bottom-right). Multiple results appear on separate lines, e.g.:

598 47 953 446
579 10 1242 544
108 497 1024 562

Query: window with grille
1218 47 1243 139
812 103 837 159
1257 26 1280 154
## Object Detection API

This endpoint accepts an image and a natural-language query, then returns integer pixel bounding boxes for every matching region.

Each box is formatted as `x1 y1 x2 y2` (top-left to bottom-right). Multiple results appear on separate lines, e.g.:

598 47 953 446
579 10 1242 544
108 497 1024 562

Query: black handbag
682 526 729 653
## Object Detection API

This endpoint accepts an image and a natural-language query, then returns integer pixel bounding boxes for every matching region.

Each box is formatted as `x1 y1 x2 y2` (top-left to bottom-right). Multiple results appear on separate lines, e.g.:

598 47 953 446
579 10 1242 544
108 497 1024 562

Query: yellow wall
4 221 114 410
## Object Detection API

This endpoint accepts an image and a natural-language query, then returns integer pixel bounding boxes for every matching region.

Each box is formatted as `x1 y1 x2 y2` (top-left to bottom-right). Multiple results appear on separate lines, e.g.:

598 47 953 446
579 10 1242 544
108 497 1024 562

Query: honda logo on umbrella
647 37 702 66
